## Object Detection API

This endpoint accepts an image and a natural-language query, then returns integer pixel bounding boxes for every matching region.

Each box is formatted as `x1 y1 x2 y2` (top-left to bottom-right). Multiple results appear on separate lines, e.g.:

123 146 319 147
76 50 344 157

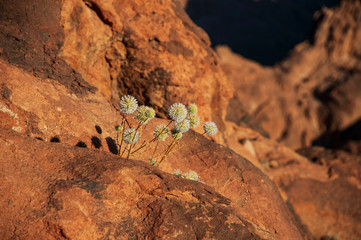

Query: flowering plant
115 95 217 181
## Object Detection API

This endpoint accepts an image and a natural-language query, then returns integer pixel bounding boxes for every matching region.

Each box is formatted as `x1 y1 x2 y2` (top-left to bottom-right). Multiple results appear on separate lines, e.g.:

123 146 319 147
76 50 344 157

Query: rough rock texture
0 59 306 239
222 121 361 239
0 0 96 97
59 0 233 136
0 0 233 142
0 127 263 240
218 0 361 150
290 147 361 240
1 0 360 239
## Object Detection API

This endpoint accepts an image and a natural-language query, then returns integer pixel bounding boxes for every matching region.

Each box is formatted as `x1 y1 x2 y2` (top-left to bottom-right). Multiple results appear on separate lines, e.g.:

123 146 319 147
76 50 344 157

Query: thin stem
131 120 173 154
120 144 129 157
157 138 178 166
127 122 142 159
118 116 126 156
138 141 151 160
125 117 131 128
116 131 120 154
151 140 159 159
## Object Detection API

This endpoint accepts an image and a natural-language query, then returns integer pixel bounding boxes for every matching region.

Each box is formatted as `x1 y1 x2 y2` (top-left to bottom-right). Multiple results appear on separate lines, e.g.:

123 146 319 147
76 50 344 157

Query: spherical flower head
123 128 139 144
183 170 200 181
153 124 169 141
187 103 198 114
187 114 200 128
203 121 217 135
168 103 187 122
173 169 182 177
145 107 155 119
135 106 148 123
119 95 138 114
174 119 190 133
171 128 183 140
136 106 156 123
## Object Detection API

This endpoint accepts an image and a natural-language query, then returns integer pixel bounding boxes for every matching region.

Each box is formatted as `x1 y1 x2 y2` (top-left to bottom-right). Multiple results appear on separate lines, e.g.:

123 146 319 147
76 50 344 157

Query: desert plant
115 95 217 167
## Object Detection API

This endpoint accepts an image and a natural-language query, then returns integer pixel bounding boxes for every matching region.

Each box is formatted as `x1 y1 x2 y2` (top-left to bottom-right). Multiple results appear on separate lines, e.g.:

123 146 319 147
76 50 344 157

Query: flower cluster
115 95 218 168
187 114 200 128
174 119 190 133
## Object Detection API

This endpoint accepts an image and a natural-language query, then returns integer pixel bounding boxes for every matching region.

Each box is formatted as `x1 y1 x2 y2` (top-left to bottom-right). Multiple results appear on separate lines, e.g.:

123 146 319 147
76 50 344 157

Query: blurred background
186 0 340 65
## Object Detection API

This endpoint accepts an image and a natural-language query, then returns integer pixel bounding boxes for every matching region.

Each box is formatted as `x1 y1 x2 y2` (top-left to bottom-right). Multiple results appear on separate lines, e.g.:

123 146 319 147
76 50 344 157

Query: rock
217 0 361 150
0 0 96 97
0 58 307 238
286 147 361 239
0 127 263 239
0 0 234 143
59 0 233 138
1 0 359 239
221 122 361 239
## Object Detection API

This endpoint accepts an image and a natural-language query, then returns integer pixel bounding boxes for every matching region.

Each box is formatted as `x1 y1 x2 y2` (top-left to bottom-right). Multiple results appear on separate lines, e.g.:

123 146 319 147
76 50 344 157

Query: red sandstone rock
1 0 360 239
0 127 264 239
287 147 361 239
0 59 306 238
222 122 361 239
59 0 233 138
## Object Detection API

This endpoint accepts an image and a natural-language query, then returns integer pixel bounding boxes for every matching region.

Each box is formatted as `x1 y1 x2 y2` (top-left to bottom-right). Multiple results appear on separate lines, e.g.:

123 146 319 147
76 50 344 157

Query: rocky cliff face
218 0 361 150
216 0 361 239
0 0 360 239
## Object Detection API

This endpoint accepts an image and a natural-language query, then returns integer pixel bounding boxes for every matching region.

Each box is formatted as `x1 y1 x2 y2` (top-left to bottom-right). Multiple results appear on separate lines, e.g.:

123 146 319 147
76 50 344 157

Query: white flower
123 128 139 144
119 95 138 114
136 105 155 123
168 103 187 122
187 114 200 128
174 119 190 133
203 121 217 135
173 169 182 177
153 124 169 141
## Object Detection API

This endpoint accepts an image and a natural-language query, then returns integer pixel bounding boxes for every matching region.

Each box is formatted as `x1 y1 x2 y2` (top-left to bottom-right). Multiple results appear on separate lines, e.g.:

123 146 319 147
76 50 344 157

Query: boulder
0 59 306 239
0 127 263 239
285 147 361 239
59 0 233 137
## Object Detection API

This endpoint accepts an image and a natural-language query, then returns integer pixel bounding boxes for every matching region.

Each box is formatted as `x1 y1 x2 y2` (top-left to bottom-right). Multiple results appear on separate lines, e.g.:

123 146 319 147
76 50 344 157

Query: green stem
118 116 126 156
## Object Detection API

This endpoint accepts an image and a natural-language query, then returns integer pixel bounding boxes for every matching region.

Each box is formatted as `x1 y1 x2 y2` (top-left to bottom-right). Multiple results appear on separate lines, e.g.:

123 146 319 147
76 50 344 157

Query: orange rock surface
1 0 360 239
